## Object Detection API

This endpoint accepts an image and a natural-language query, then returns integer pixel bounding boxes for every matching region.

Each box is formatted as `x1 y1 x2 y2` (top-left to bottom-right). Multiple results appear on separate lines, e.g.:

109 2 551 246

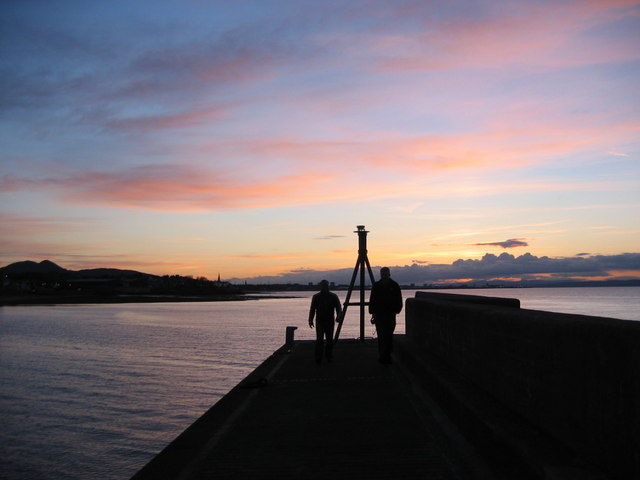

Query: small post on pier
285 326 297 347
334 225 376 343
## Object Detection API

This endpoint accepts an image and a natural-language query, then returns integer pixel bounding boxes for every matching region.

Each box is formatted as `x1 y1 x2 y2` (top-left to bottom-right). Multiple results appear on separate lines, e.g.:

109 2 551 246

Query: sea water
0 287 638 480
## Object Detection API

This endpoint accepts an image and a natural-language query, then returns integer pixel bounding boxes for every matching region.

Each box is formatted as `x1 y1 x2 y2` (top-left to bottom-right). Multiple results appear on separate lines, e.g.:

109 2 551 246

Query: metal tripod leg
334 226 376 343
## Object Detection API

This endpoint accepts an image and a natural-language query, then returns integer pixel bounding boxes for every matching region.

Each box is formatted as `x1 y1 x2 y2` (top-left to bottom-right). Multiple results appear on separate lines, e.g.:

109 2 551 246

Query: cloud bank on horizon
231 252 640 286
1 0 639 280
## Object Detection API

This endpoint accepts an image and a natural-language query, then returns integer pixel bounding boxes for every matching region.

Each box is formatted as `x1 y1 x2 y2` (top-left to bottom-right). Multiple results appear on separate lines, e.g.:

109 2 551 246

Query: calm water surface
0 287 638 479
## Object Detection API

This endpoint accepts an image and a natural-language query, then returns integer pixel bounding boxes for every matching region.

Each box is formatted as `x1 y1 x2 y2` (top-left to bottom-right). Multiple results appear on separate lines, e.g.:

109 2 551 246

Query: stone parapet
406 291 640 480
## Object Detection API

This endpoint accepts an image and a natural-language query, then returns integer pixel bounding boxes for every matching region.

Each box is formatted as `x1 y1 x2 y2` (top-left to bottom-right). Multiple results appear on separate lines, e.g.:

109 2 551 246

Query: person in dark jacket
368 267 402 364
308 280 342 364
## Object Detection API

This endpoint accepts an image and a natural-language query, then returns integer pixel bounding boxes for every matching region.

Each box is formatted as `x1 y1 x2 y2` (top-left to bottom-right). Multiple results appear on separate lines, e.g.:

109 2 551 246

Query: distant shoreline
2 281 638 306
0 293 297 306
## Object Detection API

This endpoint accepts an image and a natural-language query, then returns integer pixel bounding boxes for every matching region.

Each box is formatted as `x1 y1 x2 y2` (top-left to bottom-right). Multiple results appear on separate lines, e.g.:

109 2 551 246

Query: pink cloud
3 107 636 213
2 164 352 211
4 154 443 211
361 118 639 173
374 1 640 73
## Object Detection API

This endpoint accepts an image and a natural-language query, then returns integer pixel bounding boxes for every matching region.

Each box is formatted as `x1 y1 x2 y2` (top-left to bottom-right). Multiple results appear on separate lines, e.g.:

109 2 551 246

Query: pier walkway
132 291 640 480
132 338 495 480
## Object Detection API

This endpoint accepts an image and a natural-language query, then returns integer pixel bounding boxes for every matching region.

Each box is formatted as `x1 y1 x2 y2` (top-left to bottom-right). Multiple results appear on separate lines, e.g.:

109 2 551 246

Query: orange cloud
390 119 637 171
3 119 636 212
194 115 638 178
3 163 375 212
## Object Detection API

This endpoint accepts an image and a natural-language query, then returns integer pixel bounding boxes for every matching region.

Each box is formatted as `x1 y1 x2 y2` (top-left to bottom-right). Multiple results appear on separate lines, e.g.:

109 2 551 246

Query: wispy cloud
374 0 640 73
473 238 529 249
101 104 231 132
0 213 95 235
2 165 343 211
4 172 634 218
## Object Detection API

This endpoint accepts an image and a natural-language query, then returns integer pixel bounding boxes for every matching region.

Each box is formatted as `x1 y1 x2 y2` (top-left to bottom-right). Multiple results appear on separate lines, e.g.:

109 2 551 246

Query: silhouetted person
308 280 342 364
369 267 402 364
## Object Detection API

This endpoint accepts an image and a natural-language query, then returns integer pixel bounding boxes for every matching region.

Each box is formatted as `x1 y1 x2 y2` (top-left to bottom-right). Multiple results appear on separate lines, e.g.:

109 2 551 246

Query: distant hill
0 260 152 278
1 260 240 302
75 268 153 278
1 260 68 274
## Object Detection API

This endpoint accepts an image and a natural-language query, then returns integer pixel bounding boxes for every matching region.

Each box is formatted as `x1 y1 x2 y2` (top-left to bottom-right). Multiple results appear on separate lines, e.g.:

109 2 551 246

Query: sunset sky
2 0 639 284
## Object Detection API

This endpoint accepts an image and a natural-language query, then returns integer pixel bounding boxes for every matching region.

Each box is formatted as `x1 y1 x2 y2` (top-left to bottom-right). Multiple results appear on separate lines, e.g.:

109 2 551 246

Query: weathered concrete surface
407 291 640 480
131 339 496 480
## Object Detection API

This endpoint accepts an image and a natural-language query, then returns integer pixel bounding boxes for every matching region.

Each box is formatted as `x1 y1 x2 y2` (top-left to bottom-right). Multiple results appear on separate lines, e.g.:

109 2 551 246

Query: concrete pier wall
405 291 640 480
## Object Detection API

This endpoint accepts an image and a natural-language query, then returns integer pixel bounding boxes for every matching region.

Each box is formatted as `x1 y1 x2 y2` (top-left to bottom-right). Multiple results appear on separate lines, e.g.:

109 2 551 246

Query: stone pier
131 292 639 479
